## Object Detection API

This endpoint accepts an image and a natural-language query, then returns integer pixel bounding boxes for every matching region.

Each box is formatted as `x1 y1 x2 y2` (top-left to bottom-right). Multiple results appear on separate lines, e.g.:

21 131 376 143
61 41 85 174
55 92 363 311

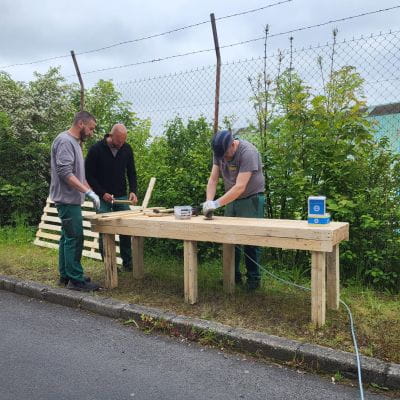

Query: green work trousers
224 194 265 283
98 196 132 269
56 204 85 282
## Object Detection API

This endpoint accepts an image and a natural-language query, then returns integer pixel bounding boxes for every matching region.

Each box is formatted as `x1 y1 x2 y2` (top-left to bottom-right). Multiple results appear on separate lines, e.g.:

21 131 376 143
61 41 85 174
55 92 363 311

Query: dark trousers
98 196 132 269
224 194 265 283
56 204 85 282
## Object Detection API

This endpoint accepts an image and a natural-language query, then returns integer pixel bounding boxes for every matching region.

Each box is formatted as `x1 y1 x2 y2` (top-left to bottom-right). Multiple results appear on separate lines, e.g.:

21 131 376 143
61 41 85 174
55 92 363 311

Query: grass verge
0 229 399 366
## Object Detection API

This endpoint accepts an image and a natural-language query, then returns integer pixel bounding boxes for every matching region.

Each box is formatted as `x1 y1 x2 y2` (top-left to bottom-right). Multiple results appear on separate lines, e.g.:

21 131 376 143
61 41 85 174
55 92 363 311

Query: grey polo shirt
213 139 265 199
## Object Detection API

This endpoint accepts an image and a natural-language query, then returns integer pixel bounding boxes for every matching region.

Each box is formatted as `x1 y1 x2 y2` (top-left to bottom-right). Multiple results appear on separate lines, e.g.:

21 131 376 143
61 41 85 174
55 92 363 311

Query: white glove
202 200 220 216
85 190 100 210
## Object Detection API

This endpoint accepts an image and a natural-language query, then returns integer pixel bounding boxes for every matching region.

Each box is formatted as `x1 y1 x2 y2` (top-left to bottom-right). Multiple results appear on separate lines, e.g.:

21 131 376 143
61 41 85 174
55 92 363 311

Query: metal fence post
210 13 221 135
70 50 85 111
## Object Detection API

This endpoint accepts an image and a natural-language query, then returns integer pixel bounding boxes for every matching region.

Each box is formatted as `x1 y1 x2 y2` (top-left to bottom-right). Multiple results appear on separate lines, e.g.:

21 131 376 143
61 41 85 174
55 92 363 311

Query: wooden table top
89 212 349 252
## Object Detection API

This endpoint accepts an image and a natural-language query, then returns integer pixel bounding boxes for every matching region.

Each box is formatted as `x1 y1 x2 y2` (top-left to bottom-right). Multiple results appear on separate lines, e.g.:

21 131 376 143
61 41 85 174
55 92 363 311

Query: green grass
0 225 399 365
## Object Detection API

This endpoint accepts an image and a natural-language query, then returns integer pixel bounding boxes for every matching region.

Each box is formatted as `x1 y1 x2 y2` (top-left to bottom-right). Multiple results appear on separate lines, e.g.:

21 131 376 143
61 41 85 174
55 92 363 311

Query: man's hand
103 193 113 203
129 192 138 205
85 190 100 210
202 200 220 216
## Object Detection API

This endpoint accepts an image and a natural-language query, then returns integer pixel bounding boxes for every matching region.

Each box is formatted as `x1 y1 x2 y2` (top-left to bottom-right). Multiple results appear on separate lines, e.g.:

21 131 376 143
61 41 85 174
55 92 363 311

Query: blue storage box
308 213 330 224
308 196 326 216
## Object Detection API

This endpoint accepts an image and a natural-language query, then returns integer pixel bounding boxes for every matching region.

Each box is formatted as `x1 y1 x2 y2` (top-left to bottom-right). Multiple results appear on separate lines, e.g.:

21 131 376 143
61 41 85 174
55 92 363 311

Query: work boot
66 279 100 292
58 275 91 286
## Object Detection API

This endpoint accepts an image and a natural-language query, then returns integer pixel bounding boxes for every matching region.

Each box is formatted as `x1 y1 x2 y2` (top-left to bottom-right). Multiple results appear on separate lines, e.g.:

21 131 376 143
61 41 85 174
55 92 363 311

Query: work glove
85 190 100 210
202 200 220 216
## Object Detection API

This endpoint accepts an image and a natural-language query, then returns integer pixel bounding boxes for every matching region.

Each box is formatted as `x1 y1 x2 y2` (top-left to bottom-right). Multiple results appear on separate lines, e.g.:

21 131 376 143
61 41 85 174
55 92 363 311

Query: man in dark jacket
85 123 138 271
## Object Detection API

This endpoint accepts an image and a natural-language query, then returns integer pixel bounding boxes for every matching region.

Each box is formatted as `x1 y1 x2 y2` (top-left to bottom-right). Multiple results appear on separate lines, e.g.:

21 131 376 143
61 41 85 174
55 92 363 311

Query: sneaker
66 279 100 292
58 275 91 286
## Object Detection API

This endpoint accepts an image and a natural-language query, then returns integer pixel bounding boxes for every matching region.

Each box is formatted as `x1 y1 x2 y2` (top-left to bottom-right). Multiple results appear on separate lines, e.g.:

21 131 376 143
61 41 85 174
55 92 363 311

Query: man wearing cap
203 130 265 290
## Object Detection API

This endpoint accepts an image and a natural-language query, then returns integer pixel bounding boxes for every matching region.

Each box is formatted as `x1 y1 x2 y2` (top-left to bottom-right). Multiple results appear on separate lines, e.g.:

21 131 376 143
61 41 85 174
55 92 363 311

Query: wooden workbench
88 212 349 326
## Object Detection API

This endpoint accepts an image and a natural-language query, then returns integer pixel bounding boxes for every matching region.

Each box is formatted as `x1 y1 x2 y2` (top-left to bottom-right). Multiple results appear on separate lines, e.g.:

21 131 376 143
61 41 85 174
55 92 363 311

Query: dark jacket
85 134 137 198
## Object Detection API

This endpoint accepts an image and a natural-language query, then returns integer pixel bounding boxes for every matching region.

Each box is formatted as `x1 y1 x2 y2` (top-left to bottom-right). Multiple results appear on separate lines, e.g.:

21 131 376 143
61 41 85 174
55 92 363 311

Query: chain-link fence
115 29 400 149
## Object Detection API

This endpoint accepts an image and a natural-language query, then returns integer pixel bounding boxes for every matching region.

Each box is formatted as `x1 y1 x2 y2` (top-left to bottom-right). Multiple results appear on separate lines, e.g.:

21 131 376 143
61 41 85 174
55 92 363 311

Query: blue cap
212 130 233 160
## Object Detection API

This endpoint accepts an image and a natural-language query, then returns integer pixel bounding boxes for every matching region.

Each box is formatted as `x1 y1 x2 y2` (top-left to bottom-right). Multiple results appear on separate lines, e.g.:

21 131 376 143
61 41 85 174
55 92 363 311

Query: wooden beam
311 251 326 327
103 233 118 289
223 244 235 294
91 223 335 252
326 245 340 310
132 236 144 279
184 240 198 304
141 177 156 209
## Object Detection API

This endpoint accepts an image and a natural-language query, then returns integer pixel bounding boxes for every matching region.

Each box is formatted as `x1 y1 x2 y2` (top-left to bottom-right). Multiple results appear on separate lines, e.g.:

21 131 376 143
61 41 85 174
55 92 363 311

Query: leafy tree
247 63 400 291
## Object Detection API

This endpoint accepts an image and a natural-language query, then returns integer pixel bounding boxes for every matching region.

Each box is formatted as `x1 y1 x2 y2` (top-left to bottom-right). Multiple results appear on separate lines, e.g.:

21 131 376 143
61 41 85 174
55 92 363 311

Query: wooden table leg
131 236 144 279
326 244 339 310
184 240 198 304
223 244 235 294
311 251 326 327
103 233 118 289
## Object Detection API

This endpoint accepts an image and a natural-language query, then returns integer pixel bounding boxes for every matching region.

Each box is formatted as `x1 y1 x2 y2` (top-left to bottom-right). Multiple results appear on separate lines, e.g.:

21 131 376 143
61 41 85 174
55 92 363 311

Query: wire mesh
115 29 400 149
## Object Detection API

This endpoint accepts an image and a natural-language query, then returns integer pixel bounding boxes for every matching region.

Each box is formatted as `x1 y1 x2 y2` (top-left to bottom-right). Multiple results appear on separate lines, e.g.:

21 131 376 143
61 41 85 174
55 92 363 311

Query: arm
206 164 220 201
127 146 138 204
66 175 91 193
216 171 252 206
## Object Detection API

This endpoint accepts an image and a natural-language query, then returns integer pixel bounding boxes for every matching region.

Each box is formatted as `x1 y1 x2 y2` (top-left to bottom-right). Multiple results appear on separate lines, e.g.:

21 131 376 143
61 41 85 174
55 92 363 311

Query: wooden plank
223 244 235 294
311 251 326 327
103 233 117 289
184 240 198 304
332 223 350 243
91 224 334 251
42 214 92 228
87 209 143 221
38 222 99 238
326 245 340 310
36 231 100 250
91 215 347 242
34 239 123 265
141 177 156 209
132 236 144 279
43 206 96 217
33 239 59 250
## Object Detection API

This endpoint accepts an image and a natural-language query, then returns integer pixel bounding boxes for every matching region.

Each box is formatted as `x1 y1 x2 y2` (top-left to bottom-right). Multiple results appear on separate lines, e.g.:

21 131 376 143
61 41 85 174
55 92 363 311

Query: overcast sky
1 0 400 87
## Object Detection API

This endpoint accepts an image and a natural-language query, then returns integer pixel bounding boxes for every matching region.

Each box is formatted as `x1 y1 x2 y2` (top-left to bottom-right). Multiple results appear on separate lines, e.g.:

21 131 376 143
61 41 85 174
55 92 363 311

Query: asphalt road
0 290 388 400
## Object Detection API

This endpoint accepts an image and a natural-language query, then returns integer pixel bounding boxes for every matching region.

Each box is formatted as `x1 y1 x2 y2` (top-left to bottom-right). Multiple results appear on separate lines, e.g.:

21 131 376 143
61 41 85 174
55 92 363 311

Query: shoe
235 276 244 285
245 280 260 291
57 276 69 286
122 263 133 272
66 279 100 292
58 275 91 286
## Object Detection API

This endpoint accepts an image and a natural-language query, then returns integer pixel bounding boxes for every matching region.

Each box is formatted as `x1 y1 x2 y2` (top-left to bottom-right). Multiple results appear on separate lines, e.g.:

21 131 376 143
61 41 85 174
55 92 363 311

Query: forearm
206 178 218 201
215 184 246 206
66 174 91 193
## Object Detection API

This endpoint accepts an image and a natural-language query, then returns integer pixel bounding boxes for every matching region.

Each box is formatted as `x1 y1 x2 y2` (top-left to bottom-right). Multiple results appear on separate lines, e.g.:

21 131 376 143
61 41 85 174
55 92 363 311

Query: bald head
109 124 127 149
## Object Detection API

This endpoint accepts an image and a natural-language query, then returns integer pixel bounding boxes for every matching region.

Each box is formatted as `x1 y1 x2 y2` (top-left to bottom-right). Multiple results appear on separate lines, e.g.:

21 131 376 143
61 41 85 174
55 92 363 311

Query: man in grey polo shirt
50 111 101 292
203 130 265 290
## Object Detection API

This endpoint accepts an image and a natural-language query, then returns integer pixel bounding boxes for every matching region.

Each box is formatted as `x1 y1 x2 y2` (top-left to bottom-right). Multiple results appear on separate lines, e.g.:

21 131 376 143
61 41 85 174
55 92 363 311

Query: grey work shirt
50 131 85 205
213 139 265 199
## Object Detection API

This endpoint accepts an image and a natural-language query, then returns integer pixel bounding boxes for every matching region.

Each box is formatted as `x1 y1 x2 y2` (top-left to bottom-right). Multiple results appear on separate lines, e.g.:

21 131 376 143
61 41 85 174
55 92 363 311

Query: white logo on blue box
308 196 326 216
